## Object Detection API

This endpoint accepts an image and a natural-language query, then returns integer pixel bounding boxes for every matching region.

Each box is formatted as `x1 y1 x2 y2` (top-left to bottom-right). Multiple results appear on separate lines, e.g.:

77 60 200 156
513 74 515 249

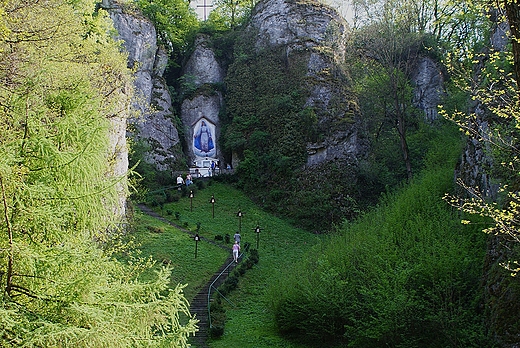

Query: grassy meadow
134 181 323 347
133 133 489 347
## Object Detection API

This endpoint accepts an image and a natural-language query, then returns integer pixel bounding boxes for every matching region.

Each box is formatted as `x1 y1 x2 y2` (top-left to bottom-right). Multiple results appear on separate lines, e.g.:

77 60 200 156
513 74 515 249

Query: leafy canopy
0 0 196 346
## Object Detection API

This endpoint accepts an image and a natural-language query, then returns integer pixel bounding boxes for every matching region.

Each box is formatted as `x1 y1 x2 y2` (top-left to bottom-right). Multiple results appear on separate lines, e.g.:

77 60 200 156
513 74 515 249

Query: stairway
136 204 236 347
189 257 236 348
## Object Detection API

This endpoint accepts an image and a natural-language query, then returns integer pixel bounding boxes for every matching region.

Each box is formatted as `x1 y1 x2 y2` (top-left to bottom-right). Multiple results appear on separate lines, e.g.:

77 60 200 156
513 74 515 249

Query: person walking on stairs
233 231 241 245
232 241 240 263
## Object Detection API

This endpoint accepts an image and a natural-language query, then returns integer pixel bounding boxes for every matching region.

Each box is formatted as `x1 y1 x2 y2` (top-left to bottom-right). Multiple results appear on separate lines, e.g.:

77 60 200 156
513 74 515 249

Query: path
136 204 235 348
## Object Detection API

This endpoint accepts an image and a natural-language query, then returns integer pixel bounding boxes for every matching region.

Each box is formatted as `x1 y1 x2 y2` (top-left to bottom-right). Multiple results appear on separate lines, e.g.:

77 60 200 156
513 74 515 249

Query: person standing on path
233 231 241 245
176 174 184 190
232 241 240 263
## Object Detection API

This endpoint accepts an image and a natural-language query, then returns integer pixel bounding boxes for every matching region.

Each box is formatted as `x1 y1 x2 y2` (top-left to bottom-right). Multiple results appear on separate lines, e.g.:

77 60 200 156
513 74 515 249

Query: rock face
250 0 367 168
251 0 346 58
180 35 225 170
460 16 520 348
108 113 130 218
411 56 445 123
108 2 182 171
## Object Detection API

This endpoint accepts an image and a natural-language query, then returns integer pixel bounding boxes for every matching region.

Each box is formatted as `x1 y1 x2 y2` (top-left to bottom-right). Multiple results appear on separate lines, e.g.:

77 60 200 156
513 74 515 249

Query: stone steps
189 257 236 348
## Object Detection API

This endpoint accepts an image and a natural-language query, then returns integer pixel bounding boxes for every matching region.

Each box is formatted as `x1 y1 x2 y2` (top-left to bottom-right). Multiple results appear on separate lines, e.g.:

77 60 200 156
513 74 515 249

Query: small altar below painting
189 158 219 178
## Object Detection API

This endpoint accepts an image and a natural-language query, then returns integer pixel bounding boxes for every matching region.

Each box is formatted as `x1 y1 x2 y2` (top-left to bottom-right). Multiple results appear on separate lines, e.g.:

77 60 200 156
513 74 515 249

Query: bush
209 325 224 338
165 190 181 202
148 194 166 207
209 300 226 338
270 165 490 347
209 250 260 337
146 225 164 233
195 180 206 190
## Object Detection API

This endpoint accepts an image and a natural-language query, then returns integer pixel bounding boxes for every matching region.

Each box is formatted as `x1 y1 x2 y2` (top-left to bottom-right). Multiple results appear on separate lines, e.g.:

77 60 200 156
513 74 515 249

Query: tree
350 3 424 182
504 0 520 91
135 0 199 59
207 0 255 29
441 0 520 270
0 0 197 346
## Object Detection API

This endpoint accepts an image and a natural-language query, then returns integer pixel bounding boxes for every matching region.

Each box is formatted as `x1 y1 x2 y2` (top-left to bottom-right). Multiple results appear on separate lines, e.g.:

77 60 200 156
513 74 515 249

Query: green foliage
134 0 199 56
439 2 520 342
224 33 362 230
130 211 229 300
270 142 491 347
206 0 254 30
209 249 260 338
0 1 196 346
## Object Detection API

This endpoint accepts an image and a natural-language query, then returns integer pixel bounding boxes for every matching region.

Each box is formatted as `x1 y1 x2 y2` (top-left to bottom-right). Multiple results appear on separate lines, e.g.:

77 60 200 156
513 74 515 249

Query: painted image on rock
193 118 216 158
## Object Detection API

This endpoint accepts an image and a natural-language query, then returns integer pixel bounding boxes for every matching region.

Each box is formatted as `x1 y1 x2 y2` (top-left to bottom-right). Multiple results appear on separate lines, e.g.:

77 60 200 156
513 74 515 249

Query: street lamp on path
209 195 216 218
236 209 243 232
194 234 200 258
253 224 262 250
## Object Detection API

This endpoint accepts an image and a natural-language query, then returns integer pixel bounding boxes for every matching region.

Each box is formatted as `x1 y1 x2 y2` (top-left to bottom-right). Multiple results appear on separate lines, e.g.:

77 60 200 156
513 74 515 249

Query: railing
207 253 243 329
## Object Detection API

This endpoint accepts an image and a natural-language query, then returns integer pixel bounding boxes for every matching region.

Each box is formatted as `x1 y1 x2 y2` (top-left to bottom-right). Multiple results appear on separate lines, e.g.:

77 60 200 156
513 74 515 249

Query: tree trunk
504 0 520 91
0 176 13 296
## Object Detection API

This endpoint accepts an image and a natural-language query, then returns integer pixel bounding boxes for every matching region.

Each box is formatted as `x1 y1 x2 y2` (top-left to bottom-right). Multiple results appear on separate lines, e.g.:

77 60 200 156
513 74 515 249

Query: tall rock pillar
180 35 225 174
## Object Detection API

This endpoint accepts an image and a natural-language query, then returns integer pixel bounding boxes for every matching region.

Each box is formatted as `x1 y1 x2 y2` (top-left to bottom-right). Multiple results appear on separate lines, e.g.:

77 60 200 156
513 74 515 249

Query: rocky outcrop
107 2 182 171
107 113 130 218
182 35 225 86
250 0 367 168
251 0 346 61
457 13 520 348
411 56 445 123
180 35 225 168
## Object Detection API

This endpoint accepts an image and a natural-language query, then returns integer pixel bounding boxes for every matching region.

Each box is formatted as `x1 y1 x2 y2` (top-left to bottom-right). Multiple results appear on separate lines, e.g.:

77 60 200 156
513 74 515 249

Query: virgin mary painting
193 119 216 157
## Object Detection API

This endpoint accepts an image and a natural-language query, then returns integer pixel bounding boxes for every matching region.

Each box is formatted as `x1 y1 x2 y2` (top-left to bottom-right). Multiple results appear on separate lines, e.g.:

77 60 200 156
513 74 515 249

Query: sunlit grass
137 180 323 347
131 210 229 301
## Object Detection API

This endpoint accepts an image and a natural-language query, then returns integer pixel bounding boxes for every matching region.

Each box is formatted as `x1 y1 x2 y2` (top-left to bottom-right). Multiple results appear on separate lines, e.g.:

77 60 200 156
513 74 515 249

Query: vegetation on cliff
2 0 520 347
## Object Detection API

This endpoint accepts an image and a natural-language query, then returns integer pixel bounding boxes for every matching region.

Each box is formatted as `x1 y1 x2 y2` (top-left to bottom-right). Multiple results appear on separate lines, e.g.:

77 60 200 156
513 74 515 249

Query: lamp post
189 190 194 212
236 209 243 232
209 195 216 218
253 225 261 249
194 234 200 258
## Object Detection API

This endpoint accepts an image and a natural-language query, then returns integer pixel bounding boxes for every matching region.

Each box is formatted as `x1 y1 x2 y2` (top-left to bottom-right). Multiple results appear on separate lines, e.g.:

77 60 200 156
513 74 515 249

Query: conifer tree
0 0 197 346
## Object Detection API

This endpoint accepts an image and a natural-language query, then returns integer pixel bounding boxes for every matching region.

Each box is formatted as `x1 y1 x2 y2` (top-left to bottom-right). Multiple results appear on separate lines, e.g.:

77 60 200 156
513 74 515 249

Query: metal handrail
207 252 243 329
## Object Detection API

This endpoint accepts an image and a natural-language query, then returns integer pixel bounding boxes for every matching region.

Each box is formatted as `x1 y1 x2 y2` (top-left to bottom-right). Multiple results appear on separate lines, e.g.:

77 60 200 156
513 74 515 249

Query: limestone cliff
459 16 520 348
411 56 445 123
180 34 225 170
250 0 367 168
106 1 183 172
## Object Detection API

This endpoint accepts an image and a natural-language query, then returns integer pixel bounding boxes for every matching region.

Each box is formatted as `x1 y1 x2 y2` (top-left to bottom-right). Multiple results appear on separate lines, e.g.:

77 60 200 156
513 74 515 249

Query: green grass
137 181 323 347
131 209 229 301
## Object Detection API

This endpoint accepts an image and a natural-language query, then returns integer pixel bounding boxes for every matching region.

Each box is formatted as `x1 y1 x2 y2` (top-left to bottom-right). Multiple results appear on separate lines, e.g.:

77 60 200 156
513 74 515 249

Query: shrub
209 325 224 338
196 180 206 190
165 190 181 202
148 194 166 207
209 300 226 338
146 225 164 233
208 250 260 337
270 165 490 347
